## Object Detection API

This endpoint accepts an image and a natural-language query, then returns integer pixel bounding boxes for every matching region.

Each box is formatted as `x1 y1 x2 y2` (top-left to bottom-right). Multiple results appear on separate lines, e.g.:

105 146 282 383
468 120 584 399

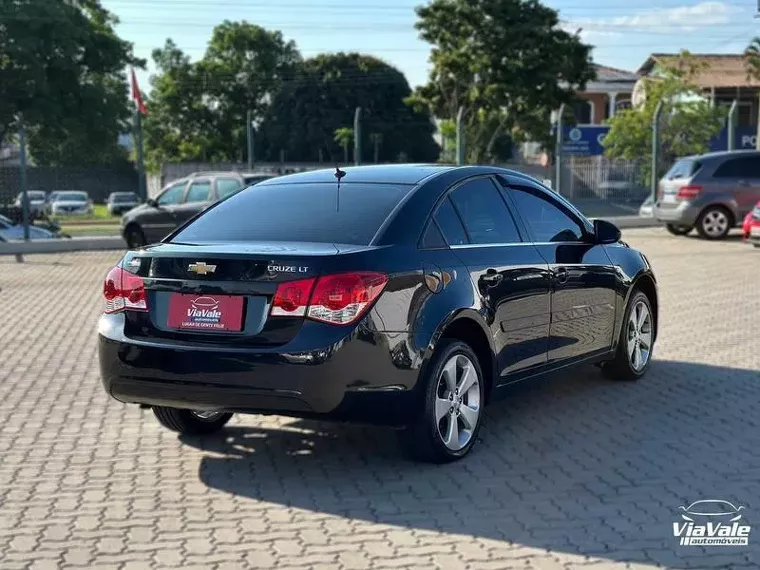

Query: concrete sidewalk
0 216 660 255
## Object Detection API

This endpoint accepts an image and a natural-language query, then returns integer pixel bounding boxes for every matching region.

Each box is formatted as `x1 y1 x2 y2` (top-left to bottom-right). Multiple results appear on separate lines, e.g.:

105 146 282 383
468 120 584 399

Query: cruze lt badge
268 265 309 273
188 262 217 275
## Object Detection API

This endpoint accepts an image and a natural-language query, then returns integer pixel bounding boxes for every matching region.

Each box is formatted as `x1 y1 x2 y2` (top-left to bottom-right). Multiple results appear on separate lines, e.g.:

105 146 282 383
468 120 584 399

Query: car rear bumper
98 313 423 426
652 202 700 226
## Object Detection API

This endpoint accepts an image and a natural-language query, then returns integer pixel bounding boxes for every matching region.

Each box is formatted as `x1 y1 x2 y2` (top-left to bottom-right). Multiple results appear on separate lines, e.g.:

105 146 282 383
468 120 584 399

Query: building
573 64 639 125
637 53 759 127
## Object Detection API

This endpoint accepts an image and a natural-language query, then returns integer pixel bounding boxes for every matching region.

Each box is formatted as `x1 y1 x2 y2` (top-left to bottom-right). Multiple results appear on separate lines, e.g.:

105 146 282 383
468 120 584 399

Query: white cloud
570 1 738 33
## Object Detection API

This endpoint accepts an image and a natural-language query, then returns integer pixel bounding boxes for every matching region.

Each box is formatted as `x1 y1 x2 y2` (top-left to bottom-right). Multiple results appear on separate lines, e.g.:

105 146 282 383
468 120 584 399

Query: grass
61 224 122 236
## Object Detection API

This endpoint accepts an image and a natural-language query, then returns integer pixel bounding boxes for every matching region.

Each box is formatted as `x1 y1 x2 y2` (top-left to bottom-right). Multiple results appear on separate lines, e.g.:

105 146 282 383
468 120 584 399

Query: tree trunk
343 143 348 163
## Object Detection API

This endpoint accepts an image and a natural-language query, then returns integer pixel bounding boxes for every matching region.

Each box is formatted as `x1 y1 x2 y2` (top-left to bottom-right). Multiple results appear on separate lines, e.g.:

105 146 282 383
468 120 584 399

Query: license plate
167 294 244 332
751 226 760 237
661 193 677 204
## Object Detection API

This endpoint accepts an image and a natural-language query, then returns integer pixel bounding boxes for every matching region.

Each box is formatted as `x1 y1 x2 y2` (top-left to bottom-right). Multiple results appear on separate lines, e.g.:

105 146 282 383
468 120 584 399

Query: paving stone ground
1 228 759 570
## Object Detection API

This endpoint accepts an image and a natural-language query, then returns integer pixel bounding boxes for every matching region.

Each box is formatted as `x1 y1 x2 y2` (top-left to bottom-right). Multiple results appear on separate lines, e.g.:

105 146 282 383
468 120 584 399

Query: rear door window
448 178 522 244
172 182 413 245
216 178 243 199
713 156 760 179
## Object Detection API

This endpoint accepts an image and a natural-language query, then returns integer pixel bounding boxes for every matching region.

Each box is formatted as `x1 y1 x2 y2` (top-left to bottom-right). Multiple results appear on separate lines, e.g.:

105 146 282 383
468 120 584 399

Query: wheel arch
422 310 496 404
629 271 658 343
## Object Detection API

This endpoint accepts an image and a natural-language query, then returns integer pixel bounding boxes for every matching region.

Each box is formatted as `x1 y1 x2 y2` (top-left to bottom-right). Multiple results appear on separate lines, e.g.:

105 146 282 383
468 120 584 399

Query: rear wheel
696 206 732 240
400 339 485 463
152 407 233 435
603 290 654 381
125 225 147 248
665 224 692 236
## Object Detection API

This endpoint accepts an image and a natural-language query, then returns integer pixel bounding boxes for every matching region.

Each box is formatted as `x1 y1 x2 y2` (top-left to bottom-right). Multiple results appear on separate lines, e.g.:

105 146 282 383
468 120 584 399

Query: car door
173 179 213 225
444 176 553 380
500 179 618 364
142 181 187 242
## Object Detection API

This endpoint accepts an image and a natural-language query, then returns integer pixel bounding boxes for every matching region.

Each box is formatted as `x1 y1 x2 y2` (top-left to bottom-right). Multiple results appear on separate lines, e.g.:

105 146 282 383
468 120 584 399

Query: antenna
334 166 346 212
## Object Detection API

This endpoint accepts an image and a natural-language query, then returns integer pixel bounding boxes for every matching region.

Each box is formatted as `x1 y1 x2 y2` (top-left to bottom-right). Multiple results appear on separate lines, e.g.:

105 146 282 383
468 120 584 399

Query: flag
130 68 147 115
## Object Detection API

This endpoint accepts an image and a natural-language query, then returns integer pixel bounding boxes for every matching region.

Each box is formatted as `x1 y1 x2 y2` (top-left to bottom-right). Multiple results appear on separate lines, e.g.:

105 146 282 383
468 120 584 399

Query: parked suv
653 150 760 239
120 171 275 248
107 192 141 216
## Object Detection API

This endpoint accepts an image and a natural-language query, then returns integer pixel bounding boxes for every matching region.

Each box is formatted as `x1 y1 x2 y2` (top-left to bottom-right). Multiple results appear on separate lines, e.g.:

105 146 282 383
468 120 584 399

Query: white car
50 191 93 216
13 190 47 217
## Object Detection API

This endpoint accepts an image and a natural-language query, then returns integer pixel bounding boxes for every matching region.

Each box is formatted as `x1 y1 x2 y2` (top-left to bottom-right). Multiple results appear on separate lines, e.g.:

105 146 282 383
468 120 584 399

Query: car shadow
180 360 760 568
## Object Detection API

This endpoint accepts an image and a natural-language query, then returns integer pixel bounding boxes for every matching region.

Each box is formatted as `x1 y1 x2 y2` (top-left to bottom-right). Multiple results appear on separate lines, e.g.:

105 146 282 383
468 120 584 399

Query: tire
665 224 692 236
603 290 655 381
696 206 732 240
400 339 486 463
125 225 147 248
152 407 233 435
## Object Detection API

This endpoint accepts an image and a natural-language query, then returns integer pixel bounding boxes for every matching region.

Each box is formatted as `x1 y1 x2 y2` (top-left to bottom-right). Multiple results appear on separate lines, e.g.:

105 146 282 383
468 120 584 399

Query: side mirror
593 219 622 244
147 198 159 208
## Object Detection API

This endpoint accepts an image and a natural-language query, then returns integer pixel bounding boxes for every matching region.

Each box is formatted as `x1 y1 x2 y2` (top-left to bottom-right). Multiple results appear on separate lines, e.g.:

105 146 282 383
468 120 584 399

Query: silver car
653 150 760 239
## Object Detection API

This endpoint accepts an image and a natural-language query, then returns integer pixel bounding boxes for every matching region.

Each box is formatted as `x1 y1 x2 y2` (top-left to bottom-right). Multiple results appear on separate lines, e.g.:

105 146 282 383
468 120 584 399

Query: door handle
481 269 503 287
554 267 568 284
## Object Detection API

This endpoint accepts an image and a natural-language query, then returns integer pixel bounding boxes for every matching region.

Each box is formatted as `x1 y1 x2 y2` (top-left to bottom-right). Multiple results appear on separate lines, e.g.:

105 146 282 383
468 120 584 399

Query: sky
101 0 760 92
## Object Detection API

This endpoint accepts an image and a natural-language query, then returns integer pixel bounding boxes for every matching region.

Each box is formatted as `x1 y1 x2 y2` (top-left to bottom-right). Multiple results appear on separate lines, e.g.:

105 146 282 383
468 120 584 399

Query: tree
743 37 760 149
408 0 595 163
333 128 353 162
143 21 301 166
0 0 138 165
603 52 724 184
258 53 440 163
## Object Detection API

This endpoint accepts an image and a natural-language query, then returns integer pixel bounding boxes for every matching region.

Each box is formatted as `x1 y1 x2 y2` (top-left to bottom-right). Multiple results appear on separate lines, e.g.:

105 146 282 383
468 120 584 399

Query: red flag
131 68 147 115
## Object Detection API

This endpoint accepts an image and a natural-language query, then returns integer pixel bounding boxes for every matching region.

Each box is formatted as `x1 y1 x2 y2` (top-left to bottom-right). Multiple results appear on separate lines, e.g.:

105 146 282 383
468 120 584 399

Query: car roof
695 150 760 161
256 164 459 186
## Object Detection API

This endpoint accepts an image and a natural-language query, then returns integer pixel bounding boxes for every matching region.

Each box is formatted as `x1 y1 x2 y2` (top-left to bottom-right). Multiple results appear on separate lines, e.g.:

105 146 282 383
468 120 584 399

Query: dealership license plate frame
167 293 245 332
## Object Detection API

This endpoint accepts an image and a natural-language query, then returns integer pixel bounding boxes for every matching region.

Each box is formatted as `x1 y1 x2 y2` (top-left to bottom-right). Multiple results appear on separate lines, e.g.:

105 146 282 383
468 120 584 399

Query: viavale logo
188 296 221 321
673 500 750 546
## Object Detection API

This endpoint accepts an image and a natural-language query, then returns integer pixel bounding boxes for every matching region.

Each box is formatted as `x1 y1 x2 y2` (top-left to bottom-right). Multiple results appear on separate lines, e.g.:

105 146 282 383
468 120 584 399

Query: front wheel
400 339 485 463
666 224 692 236
153 407 233 435
603 290 654 381
125 225 147 248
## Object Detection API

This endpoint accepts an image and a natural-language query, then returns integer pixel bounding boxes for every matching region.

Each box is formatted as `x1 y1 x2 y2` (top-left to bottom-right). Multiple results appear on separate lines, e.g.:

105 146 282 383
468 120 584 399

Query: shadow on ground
181 360 760 568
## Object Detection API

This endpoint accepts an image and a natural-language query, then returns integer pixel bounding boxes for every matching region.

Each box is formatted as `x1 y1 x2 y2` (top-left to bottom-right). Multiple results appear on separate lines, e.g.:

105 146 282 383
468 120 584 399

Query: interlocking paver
0 229 759 569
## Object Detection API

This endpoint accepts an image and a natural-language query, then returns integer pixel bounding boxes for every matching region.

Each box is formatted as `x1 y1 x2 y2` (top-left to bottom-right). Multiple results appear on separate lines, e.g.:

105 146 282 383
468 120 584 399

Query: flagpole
134 110 146 202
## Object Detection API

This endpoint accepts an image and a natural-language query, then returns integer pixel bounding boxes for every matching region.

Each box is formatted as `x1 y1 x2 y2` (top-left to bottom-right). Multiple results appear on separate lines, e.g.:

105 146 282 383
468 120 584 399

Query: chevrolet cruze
98 165 658 463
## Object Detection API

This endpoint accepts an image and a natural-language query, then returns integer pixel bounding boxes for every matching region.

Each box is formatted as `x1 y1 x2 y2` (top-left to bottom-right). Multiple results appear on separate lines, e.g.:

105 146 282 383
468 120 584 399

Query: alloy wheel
191 410 225 421
701 210 729 238
626 300 653 372
435 354 481 451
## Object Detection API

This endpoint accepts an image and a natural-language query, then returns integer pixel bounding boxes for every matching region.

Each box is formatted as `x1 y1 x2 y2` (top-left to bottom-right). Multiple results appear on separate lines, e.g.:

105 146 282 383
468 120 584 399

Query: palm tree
333 128 353 163
743 37 760 149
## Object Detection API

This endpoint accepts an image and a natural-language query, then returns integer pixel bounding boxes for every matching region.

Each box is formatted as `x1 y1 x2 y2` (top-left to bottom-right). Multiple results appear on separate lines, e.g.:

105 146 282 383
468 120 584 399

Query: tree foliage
603 52 724 183
257 53 439 163
143 22 301 168
0 0 138 165
408 0 595 163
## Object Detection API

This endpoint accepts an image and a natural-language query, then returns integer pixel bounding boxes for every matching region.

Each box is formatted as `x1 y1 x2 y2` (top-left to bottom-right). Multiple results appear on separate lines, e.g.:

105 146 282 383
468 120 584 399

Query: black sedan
98 165 658 463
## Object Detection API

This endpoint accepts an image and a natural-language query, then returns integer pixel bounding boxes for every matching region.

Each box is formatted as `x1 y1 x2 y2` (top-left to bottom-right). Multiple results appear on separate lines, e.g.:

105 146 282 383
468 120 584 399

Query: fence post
727 100 738 151
246 109 255 170
555 104 565 195
353 107 362 166
651 100 665 202
18 115 29 242
456 106 465 165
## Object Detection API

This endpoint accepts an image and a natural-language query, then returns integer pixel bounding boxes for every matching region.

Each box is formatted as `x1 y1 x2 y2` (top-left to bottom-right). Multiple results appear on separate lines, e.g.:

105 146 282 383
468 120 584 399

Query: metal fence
0 165 138 205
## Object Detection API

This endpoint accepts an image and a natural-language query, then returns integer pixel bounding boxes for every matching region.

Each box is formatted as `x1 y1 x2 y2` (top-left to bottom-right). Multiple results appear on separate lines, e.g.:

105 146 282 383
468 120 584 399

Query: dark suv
653 150 760 239
121 171 275 247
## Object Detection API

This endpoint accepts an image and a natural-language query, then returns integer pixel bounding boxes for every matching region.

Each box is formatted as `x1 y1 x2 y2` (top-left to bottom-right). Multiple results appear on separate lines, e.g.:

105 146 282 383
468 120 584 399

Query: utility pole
18 115 30 241
246 110 255 170
555 104 565 194
353 107 362 166
727 100 738 151
651 100 665 202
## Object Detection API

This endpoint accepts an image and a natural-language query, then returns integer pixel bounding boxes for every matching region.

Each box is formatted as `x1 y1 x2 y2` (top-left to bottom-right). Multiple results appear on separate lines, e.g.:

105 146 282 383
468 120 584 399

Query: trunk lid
121 241 374 347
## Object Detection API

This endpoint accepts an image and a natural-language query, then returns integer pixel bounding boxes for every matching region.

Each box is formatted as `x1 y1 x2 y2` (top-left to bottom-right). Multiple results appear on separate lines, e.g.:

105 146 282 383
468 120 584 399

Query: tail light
270 272 387 325
103 266 148 314
676 185 702 200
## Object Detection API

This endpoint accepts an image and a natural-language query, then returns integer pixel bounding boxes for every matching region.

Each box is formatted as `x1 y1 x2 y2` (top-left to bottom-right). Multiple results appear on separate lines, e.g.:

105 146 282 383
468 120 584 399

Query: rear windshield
172 182 413 245
665 158 700 180
23 191 46 200
56 192 88 201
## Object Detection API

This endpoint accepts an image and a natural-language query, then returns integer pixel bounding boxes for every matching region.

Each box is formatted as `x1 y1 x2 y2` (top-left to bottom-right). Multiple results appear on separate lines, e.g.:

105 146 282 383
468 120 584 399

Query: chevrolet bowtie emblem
188 262 217 275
